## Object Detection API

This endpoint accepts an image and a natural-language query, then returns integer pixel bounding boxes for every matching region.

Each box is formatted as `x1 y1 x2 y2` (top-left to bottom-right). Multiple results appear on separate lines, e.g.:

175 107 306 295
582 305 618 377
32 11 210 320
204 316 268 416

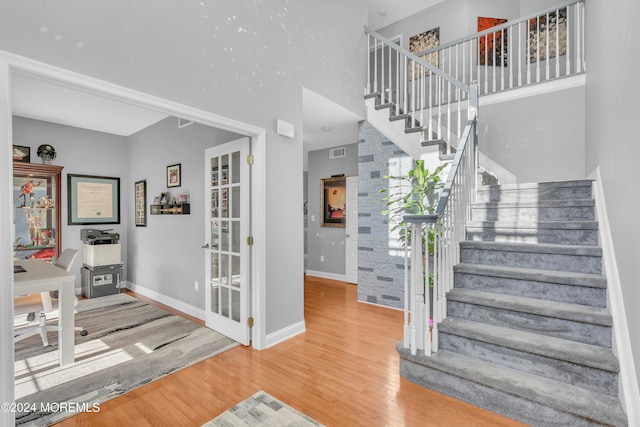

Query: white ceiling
11 72 168 136
10 1 439 143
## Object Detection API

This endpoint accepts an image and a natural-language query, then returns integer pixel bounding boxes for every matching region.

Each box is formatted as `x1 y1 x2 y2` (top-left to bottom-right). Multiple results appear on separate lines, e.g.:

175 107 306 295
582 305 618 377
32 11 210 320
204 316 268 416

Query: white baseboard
264 320 306 349
590 167 640 425
305 270 347 282
124 281 205 321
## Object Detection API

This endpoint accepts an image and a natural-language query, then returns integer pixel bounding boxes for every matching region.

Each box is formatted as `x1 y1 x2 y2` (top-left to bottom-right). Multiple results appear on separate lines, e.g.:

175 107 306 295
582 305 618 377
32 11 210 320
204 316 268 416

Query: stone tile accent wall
357 121 413 309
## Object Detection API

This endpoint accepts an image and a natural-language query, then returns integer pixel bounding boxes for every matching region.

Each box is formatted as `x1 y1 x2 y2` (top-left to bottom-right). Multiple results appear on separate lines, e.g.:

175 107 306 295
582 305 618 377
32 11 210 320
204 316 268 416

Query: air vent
329 147 346 159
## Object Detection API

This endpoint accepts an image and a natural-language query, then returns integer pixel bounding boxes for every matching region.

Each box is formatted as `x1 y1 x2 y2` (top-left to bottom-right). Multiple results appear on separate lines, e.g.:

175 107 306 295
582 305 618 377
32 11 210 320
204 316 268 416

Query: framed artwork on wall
409 27 440 79
529 8 567 62
320 176 346 228
134 180 147 227
167 163 181 188
68 174 120 225
478 17 509 66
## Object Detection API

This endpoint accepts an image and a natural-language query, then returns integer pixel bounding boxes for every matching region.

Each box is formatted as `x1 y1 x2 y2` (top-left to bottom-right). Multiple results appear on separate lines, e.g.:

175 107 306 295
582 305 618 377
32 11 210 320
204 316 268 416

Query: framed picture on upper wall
167 163 181 188
12 145 30 163
320 176 347 228
68 174 120 225
409 27 440 79
134 180 147 227
478 17 509 66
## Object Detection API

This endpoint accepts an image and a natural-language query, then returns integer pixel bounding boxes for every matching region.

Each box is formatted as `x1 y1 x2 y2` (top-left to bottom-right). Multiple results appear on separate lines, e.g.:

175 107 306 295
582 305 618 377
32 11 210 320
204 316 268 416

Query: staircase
397 180 628 426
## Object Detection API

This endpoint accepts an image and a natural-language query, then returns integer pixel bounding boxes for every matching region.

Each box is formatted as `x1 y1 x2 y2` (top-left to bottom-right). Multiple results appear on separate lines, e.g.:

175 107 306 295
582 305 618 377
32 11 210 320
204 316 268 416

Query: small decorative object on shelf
37 144 57 165
150 203 190 215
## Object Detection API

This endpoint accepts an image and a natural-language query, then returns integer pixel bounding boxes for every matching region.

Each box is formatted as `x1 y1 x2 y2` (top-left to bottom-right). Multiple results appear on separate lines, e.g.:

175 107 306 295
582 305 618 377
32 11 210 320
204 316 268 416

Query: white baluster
373 38 378 96
536 16 541 83
545 13 550 81
566 4 571 76
366 34 371 94
555 9 560 78
404 222 410 348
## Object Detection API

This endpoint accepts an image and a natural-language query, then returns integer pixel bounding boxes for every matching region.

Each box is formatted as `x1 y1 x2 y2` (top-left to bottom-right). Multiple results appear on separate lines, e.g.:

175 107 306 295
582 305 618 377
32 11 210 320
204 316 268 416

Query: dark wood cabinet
13 163 63 260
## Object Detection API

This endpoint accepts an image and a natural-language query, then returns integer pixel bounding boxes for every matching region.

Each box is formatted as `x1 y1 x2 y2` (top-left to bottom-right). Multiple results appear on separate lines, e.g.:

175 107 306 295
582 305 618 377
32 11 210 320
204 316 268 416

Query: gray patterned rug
14 293 238 426
203 391 324 426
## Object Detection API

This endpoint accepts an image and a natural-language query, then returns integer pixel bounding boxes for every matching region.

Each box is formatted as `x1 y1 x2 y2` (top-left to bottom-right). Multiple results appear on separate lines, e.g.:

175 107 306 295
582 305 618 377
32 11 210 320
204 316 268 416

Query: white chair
14 249 87 351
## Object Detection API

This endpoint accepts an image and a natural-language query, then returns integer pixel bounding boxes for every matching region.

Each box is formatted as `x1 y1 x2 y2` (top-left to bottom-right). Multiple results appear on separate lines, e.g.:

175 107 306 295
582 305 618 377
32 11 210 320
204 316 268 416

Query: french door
204 137 251 345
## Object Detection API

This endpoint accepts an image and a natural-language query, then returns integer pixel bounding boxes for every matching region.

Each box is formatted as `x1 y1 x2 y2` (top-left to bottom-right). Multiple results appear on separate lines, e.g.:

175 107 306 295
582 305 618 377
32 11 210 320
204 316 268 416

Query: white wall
377 0 520 49
0 0 368 337
479 85 586 182
585 0 640 396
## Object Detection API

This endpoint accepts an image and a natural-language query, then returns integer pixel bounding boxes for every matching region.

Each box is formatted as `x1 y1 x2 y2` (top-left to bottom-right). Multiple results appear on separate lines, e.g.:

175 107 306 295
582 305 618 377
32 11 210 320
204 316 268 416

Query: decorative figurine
17 180 42 207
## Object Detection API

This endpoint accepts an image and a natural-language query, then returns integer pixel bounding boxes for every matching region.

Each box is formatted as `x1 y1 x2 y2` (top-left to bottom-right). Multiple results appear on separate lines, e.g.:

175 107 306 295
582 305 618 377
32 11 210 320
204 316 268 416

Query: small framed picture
159 192 168 204
167 163 181 188
153 196 160 204
178 193 190 204
13 145 30 163
134 180 147 227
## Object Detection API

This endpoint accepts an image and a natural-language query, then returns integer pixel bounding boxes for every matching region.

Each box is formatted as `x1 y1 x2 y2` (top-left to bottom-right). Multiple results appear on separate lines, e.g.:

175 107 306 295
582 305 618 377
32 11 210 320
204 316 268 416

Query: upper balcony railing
415 0 585 97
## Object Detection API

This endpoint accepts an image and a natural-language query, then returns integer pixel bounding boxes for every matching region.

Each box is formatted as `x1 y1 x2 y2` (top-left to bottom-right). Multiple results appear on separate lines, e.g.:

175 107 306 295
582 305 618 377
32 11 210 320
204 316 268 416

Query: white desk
14 259 76 366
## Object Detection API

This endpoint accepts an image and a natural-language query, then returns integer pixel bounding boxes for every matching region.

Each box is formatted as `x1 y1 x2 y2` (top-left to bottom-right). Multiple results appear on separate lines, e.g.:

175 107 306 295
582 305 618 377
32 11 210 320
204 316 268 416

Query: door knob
201 243 210 249
346 233 351 238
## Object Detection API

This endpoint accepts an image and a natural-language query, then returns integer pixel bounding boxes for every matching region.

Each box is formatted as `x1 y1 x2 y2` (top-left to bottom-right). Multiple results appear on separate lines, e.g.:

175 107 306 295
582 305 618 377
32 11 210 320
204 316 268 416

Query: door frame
345 176 358 284
0 50 268 422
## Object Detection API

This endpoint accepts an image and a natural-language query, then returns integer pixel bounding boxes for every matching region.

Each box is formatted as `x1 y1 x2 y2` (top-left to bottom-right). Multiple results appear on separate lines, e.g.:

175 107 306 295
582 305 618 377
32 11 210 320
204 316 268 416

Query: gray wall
585 0 640 392
126 117 240 309
479 86 586 182
0 0 367 337
357 121 411 308
12 116 129 291
307 143 358 277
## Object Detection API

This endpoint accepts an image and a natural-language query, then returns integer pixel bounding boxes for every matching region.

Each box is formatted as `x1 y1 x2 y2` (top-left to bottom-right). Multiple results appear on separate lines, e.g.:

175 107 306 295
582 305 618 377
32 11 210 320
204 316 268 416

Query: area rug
14 293 239 426
202 391 324 427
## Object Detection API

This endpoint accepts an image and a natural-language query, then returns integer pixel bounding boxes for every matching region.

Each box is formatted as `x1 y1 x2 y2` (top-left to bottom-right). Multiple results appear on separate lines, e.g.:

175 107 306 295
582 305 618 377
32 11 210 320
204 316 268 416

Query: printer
80 229 123 298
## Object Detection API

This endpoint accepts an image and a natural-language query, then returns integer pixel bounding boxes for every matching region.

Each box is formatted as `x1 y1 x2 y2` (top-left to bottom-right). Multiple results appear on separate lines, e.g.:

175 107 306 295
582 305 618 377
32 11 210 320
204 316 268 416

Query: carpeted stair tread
466 220 599 230
439 317 619 372
453 263 607 289
447 288 612 326
397 346 628 426
480 180 594 191
460 240 602 257
472 199 595 209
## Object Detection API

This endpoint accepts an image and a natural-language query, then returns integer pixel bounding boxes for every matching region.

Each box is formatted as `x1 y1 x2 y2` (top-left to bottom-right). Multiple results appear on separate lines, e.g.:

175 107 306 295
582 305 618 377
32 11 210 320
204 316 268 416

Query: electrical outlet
320 255 324 262
194 281 199 291
311 215 315 222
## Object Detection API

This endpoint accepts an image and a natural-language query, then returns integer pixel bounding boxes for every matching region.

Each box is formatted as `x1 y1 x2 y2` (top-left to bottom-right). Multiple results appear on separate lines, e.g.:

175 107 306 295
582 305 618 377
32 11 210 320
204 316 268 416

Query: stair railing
365 27 472 155
414 0 585 97
402 86 478 356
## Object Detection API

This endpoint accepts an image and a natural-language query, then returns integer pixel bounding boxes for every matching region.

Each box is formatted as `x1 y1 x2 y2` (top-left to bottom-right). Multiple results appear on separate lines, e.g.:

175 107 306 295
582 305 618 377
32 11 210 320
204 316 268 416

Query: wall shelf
150 203 190 215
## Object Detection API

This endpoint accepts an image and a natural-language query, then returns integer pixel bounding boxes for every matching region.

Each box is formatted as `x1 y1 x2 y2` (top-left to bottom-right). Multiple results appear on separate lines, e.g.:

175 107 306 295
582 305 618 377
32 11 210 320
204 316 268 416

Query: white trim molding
0 55 16 427
591 167 640 425
305 269 347 282
264 320 306 349
124 281 205 321
480 74 586 107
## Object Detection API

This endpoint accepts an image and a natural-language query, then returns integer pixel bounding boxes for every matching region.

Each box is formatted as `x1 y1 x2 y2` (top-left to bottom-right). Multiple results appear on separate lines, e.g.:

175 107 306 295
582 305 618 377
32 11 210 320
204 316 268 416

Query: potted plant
381 159 447 247
381 159 448 286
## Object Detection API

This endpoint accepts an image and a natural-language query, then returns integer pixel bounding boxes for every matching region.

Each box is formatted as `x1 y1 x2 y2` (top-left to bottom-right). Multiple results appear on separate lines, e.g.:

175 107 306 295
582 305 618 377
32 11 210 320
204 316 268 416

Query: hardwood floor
54 276 526 427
